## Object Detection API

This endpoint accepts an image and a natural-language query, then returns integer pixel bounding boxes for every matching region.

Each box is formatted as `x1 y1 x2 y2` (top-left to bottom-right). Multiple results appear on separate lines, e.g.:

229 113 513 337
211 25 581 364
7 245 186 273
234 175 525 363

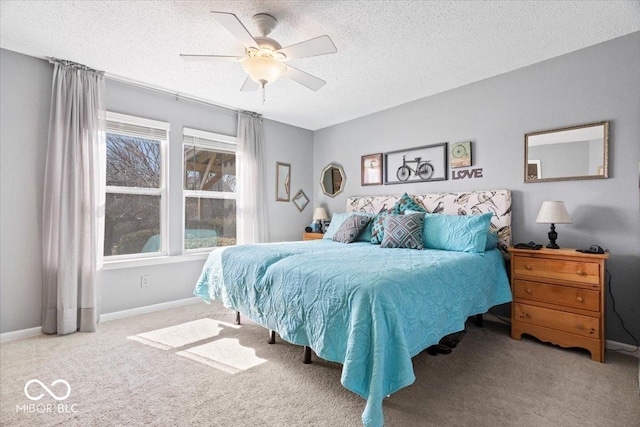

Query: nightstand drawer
513 302 600 339
513 280 599 312
512 255 600 285
303 232 324 241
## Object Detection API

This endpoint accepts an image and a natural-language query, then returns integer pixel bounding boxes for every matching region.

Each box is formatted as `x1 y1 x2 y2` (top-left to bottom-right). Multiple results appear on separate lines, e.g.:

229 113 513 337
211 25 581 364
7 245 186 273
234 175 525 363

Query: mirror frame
320 163 346 198
292 189 310 212
276 162 291 202
524 121 609 183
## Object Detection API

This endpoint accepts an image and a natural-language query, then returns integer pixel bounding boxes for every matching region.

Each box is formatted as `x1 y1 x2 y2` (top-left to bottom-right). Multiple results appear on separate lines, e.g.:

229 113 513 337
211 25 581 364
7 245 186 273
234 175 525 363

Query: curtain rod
105 72 239 115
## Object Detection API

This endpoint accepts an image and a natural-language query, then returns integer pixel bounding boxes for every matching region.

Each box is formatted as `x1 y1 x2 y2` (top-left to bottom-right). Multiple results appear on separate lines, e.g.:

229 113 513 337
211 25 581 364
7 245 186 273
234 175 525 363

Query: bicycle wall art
384 142 448 185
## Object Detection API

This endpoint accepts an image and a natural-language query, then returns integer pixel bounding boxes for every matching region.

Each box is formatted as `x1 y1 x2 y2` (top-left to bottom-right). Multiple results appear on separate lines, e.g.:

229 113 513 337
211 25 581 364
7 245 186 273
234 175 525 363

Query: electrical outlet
140 275 150 288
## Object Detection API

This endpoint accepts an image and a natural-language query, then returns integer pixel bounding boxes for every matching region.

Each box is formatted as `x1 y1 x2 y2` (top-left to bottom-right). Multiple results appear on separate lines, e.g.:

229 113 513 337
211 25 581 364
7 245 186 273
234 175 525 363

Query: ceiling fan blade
284 65 327 91
180 54 243 62
276 35 337 60
240 76 260 92
211 11 258 50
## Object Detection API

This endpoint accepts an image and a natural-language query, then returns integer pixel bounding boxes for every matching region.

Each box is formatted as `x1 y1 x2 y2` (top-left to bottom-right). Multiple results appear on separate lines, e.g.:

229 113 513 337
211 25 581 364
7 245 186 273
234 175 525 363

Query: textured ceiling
1 1 639 130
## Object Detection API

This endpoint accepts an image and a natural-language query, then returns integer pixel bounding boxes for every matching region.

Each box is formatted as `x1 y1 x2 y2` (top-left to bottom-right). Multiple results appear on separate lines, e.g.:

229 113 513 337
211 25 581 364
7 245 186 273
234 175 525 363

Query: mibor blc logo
16 379 78 414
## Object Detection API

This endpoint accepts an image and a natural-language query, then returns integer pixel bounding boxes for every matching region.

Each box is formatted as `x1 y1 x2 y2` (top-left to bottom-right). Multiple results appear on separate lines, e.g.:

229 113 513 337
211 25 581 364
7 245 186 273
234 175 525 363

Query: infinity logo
24 379 71 401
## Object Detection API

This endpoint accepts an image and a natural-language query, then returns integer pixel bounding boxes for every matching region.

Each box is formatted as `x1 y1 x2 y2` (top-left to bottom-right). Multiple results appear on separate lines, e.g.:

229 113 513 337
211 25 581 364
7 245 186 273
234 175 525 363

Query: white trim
105 186 163 196
107 111 170 131
183 127 237 144
0 326 42 343
607 339 640 358
102 252 209 270
99 297 202 323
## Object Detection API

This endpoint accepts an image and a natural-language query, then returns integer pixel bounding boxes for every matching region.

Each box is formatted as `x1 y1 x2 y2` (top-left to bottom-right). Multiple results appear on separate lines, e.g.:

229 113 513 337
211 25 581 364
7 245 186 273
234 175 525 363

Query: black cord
606 269 639 353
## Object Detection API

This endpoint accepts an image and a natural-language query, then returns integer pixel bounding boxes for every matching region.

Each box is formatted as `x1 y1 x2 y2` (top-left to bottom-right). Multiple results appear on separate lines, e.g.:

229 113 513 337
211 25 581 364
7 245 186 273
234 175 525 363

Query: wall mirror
292 189 309 212
320 163 346 197
525 121 609 183
276 162 291 201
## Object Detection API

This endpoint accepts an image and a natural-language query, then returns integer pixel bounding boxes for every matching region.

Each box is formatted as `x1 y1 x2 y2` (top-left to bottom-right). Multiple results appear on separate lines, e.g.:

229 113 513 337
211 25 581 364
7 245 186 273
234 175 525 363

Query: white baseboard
1 297 202 343
0 326 42 343
99 297 201 322
606 339 640 358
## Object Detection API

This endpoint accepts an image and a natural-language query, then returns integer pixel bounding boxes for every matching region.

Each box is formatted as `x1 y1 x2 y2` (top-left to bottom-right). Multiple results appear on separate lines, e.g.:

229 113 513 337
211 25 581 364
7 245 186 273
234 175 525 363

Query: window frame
182 127 238 254
104 111 169 262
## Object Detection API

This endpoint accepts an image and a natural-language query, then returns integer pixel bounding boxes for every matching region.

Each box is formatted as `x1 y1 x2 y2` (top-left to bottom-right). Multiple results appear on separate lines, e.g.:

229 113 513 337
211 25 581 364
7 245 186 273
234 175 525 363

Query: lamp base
546 223 559 249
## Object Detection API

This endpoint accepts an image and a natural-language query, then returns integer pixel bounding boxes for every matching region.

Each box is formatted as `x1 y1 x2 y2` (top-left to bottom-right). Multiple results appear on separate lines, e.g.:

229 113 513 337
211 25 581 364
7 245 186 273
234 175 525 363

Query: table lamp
312 207 329 233
535 201 572 249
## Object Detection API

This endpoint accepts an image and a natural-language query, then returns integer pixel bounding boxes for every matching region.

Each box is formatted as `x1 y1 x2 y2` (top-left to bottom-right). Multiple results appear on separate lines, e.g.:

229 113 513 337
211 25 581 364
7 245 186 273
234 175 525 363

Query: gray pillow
332 215 371 243
380 213 425 249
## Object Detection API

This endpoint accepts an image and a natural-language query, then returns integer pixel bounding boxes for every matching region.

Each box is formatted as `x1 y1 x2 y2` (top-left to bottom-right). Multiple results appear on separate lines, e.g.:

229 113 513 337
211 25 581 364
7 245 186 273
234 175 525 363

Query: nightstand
303 232 324 241
509 247 609 362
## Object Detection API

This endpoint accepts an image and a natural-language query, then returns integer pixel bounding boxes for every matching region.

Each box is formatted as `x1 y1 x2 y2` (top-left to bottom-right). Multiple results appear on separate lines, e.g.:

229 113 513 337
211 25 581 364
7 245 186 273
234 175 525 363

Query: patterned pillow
390 193 426 215
333 215 371 243
380 213 425 249
370 209 392 244
323 212 352 239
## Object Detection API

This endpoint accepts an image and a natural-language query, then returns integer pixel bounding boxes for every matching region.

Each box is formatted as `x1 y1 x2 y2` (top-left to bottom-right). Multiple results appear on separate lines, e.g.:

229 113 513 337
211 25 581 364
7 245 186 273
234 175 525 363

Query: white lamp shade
241 56 286 85
313 207 328 221
535 201 572 224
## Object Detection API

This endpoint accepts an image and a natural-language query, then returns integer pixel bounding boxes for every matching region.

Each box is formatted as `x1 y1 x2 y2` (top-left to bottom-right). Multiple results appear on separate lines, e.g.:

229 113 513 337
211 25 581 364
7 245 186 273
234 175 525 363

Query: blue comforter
194 240 512 426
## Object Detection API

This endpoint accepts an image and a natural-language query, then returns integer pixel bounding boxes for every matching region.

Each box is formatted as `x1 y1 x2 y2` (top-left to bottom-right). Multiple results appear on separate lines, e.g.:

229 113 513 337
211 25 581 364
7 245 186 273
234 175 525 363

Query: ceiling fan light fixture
241 55 286 85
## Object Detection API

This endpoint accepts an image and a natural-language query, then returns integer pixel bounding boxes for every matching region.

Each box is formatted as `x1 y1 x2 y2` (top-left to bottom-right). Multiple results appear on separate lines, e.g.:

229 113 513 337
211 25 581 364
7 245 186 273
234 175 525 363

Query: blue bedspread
194 240 512 426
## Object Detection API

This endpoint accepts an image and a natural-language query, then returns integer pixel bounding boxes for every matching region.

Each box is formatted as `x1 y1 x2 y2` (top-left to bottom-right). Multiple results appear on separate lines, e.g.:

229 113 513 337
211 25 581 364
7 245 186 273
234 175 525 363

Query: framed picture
276 162 291 202
450 141 472 168
384 142 448 184
361 153 383 186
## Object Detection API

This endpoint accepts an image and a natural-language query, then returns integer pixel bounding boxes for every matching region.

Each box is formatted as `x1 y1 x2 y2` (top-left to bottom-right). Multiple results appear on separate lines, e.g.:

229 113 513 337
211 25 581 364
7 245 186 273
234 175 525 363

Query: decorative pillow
380 213 425 249
485 231 499 250
354 212 376 242
370 209 392 244
390 193 426 215
332 215 371 243
423 212 493 253
323 212 352 240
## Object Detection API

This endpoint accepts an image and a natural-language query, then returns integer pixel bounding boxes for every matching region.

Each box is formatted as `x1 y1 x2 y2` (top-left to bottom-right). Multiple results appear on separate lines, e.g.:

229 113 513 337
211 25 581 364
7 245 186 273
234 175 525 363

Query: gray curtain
42 59 105 334
237 111 269 244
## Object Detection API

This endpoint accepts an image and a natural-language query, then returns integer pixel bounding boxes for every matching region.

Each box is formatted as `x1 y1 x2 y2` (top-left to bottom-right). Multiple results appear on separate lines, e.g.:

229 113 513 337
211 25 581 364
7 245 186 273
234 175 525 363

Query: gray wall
313 32 640 345
0 49 314 332
0 50 51 333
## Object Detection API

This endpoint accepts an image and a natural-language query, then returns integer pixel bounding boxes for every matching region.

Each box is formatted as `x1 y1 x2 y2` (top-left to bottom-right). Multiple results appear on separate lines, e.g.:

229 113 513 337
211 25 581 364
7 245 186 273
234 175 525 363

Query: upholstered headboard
346 189 512 253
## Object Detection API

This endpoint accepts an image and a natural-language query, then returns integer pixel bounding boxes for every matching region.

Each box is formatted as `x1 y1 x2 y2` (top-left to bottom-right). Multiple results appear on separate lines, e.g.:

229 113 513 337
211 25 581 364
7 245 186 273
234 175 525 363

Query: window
104 112 168 260
183 128 237 252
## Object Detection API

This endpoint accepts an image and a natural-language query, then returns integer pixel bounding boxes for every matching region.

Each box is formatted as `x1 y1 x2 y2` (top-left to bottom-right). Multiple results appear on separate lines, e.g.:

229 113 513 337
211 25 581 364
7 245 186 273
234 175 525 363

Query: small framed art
361 153 383 186
450 141 472 168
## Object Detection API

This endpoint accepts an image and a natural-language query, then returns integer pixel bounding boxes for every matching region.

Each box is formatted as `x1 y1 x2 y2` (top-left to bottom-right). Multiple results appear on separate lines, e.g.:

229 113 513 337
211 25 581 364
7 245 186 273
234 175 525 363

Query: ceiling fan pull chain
261 81 266 105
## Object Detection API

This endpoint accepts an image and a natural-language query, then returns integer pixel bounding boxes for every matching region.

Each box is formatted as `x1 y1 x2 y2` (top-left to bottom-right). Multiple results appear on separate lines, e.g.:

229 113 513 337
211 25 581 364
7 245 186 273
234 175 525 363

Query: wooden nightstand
303 232 324 241
509 247 609 362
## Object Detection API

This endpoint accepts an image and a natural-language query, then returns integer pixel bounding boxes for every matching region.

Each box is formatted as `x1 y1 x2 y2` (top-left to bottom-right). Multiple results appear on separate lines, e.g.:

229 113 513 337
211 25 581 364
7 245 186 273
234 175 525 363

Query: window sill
101 252 210 270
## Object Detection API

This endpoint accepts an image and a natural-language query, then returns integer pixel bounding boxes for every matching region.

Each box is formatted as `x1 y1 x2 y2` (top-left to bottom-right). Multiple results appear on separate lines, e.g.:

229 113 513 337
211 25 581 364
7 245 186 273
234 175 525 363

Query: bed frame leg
475 314 483 327
303 346 312 364
268 330 276 344
235 311 241 325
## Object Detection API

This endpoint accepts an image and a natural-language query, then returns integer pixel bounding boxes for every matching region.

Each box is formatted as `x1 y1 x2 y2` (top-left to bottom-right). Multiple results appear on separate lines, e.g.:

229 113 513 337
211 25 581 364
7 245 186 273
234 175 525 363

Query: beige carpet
1 301 638 427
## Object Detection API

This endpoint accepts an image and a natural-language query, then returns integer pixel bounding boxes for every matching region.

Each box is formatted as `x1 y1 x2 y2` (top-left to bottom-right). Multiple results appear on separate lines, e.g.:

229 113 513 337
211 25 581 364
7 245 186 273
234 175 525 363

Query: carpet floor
1 301 638 426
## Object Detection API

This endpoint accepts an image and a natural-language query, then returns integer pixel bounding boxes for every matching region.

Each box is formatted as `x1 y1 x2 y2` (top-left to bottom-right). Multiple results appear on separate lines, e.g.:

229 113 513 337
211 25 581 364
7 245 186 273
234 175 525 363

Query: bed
194 190 512 427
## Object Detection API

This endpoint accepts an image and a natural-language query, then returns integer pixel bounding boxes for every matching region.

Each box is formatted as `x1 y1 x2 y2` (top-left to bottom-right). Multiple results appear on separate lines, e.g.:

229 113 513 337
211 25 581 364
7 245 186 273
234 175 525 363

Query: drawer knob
576 296 584 302
577 325 584 330
525 288 532 294
525 265 532 270
576 270 583 275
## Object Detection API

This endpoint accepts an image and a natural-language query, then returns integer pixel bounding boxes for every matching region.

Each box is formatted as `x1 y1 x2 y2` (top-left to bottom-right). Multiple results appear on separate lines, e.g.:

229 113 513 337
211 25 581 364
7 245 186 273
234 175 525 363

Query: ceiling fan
181 12 337 102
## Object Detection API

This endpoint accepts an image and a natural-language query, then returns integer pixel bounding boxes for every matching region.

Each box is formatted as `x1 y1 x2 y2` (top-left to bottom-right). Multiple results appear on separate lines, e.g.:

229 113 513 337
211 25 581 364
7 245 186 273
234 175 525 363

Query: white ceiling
1 1 639 131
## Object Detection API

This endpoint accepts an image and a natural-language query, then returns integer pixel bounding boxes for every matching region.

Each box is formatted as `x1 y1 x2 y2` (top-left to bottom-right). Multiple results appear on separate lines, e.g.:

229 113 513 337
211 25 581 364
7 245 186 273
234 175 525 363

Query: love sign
452 168 483 180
